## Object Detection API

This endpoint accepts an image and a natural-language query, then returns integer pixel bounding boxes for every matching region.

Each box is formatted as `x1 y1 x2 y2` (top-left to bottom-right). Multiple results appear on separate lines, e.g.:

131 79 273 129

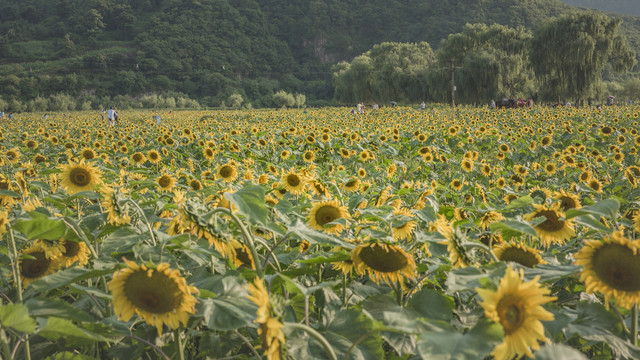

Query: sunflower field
1 105 640 360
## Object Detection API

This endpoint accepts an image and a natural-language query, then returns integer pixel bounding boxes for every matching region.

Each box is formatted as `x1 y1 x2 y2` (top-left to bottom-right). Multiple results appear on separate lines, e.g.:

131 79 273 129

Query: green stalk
212 207 263 277
176 330 185 360
128 200 157 246
631 304 638 346
8 230 31 360
285 323 337 360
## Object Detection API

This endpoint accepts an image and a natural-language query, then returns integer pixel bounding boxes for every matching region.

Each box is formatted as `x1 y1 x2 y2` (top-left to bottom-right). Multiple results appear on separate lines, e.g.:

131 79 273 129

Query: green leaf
416 318 503 360
28 267 115 292
195 275 256 331
0 303 35 333
46 352 98 360
503 195 533 211
407 288 454 322
445 263 506 294
324 309 385 360
295 250 351 264
534 344 587 360
13 213 66 240
225 185 268 226
490 220 538 240
39 317 109 345
566 199 620 220
25 298 95 323
0 189 21 198
287 219 354 249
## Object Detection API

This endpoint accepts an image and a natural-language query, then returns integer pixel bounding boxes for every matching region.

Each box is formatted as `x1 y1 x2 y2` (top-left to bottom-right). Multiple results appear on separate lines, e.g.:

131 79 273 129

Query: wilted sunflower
32 239 66 260
308 199 350 234
391 208 416 241
101 187 131 225
477 211 505 230
246 278 285 360
494 242 546 268
59 160 103 194
575 230 640 309
156 173 177 192
476 266 556 360
0 209 8 236
217 163 238 182
57 239 91 268
352 242 416 285
281 169 306 195
435 216 473 268
189 179 203 191
19 244 58 287
109 259 198 335
523 203 575 246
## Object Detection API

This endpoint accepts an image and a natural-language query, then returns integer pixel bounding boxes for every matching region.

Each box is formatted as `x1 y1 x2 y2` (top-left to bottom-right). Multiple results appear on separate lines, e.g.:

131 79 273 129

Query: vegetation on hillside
0 0 639 109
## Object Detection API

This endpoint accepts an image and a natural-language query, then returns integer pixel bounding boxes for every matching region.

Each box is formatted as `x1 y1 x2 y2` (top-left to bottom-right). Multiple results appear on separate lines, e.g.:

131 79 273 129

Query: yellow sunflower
303 150 316 163
307 199 350 234
281 169 306 195
477 211 505 230
109 259 199 335
156 173 177 192
523 203 575 246
352 242 416 285
494 242 546 268
476 266 556 360
391 208 416 241
57 239 91 268
0 209 9 236
19 244 58 288
343 178 360 193
575 230 640 309
101 187 131 225
147 150 162 164
217 163 238 182
435 216 472 268
552 190 581 212
59 160 103 194
246 278 285 360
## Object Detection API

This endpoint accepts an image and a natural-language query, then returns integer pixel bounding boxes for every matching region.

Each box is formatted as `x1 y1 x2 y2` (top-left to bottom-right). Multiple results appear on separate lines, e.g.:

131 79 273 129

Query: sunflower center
158 176 172 187
21 252 51 279
124 270 181 314
593 244 640 292
287 174 300 187
70 168 91 186
359 244 408 273
220 166 233 178
63 241 80 257
535 210 564 232
496 296 525 335
498 247 541 268
315 206 340 226
559 197 576 211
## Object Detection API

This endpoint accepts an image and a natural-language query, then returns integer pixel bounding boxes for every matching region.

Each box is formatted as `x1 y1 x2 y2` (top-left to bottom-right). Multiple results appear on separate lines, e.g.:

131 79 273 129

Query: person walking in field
107 107 115 127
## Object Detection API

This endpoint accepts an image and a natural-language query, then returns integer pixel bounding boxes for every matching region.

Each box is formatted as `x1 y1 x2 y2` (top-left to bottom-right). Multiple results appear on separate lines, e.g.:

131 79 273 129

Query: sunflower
352 242 416 285
435 216 472 268
543 162 556 175
494 242 546 268
0 175 16 206
57 239 91 268
147 150 162 164
109 259 198 335
217 163 238 182
357 168 367 178
391 208 416 241
157 173 177 192
552 190 581 212
101 187 131 225
246 278 285 360
343 178 360 193
451 179 463 191
523 203 575 246
59 160 103 194
476 266 556 360
303 150 316 163
332 259 355 275
229 240 255 269
0 209 9 236
32 239 66 260
307 199 350 234
281 169 306 195
575 230 640 309
189 179 203 191
19 244 58 287
587 178 603 193
386 163 397 178
461 159 474 172
81 148 97 160
477 211 505 230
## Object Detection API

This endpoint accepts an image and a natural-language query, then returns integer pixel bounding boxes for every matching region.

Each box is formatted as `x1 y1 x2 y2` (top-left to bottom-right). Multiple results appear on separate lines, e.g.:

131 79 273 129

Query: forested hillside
559 0 640 16
0 0 639 109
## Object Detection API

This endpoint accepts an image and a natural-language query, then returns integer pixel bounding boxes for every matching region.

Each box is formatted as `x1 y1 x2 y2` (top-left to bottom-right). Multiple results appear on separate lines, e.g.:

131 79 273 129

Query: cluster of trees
0 92 201 112
333 13 637 105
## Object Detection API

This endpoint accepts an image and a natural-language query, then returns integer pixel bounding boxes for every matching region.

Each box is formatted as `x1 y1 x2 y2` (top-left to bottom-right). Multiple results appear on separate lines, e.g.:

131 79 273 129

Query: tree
531 12 636 103
228 93 243 108
273 90 295 108
294 93 306 108
432 23 534 105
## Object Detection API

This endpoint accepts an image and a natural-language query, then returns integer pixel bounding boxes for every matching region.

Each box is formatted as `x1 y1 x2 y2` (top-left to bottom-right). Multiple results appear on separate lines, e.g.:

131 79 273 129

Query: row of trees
332 13 637 105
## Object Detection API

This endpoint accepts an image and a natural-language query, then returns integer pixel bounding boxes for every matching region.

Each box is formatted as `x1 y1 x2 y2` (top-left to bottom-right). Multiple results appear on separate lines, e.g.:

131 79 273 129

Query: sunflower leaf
26 267 115 292
416 317 503 360
534 344 587 360
38 317 109 345
565 199 620 220
0 303 36 333
13 213 66 240
224 184 269 226
489 220 538 240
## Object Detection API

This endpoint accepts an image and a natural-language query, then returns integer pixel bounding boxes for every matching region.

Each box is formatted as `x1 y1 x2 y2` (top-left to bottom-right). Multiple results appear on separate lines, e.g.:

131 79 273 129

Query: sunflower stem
261 233 290 272
462 242 499 263
342 274 347 307
176 330 185 360
631 304 638 346
128 199 157 246
213 207 263 277
285 322 337 360
8 229 31 360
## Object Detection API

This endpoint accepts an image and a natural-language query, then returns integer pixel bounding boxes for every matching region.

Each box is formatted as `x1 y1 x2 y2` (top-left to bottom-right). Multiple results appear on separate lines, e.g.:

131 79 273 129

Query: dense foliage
0 0 639 109
560 0 640 16
2 106 640 359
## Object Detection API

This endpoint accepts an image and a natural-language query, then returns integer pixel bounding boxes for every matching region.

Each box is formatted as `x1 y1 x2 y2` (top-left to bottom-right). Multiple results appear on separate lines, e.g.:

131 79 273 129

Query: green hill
559 0 640 16
0 0 638 108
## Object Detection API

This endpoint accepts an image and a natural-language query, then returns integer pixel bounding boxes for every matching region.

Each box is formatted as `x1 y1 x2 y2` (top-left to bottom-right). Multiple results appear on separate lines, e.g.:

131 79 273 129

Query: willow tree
431 23 534 105
530 12 636 103
331 42 435 104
